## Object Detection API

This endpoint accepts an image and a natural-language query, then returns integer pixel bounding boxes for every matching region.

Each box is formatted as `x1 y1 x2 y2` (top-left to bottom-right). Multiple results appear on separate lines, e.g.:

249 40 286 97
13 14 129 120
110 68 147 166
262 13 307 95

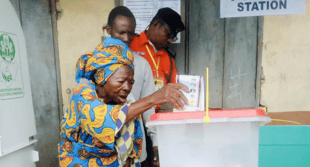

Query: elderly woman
58 37 143 167
58 37 188 167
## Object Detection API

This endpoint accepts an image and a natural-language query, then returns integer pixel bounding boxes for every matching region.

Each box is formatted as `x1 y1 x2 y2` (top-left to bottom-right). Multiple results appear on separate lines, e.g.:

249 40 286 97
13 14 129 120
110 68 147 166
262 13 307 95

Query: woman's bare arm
126 83 189 123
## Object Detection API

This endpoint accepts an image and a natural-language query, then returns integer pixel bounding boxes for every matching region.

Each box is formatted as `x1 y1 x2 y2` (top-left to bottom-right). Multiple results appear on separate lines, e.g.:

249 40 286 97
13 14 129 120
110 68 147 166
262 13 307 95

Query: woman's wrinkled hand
150 83 189 110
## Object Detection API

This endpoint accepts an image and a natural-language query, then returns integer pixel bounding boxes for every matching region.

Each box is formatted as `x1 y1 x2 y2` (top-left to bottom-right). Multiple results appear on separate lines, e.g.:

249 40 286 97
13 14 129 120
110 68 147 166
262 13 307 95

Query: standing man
129 7 185 166
130 7 185 92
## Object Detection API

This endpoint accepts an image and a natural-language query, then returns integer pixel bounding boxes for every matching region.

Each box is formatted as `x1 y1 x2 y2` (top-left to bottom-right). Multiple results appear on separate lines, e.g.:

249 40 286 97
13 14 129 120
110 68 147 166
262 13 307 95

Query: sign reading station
0 32 24 99
220 0 306 18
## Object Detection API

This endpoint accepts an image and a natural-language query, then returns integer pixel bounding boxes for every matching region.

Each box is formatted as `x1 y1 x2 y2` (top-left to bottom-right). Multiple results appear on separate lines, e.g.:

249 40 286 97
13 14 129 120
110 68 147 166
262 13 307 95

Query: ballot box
146 109 270 167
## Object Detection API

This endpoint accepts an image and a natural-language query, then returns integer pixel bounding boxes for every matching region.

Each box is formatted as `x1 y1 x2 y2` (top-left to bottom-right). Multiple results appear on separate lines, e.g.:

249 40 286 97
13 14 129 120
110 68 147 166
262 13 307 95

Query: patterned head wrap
75 37 134 85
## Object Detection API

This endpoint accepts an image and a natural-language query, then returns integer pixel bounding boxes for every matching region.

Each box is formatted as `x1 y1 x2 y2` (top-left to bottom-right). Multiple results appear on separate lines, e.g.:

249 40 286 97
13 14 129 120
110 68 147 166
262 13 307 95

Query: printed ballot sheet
124 0 181 43
175 75 205 112
177 75 200 107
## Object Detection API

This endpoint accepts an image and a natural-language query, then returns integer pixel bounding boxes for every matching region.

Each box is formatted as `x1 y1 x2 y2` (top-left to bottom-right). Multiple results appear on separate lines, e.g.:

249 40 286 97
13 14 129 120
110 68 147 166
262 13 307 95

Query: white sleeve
140 60 158 146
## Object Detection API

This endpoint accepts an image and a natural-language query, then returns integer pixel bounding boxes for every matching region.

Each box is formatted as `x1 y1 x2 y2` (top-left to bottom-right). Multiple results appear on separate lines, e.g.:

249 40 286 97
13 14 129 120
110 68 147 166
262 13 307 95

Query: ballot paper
174 75 204 112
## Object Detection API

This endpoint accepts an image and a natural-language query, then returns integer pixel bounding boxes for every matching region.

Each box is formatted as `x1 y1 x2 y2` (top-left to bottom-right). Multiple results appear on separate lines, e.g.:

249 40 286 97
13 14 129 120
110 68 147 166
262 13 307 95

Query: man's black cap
151 7 185 36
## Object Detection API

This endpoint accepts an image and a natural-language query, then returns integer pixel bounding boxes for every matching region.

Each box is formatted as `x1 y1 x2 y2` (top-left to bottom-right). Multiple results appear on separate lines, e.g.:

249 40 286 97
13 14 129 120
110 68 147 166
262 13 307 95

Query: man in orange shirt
130 7 185 166
130 7 185 91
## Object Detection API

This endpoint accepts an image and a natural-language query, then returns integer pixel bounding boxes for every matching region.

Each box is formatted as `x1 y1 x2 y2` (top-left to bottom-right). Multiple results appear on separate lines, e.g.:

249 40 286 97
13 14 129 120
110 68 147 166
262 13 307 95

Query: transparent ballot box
146 109 270 167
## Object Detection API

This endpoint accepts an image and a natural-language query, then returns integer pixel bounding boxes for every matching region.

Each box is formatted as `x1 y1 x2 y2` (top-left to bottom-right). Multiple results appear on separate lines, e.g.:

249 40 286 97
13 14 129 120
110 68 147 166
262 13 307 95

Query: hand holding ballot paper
173 68 210 123
150 83 190 111
174 75 205 112
153 68 210 118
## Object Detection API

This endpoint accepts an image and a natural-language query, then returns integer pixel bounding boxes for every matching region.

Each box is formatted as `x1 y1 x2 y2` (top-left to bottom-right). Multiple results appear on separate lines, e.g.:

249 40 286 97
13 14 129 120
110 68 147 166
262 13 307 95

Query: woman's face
97 65 134 104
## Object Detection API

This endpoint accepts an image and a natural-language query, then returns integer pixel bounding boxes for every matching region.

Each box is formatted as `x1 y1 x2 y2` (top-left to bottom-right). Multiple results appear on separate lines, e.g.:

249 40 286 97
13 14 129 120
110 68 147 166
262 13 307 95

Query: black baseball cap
151 7 185 36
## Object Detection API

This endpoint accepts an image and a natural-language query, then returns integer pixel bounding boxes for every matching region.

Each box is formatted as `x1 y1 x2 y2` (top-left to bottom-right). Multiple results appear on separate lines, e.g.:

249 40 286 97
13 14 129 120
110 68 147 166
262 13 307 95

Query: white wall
57 0 114 112
260 0 310 112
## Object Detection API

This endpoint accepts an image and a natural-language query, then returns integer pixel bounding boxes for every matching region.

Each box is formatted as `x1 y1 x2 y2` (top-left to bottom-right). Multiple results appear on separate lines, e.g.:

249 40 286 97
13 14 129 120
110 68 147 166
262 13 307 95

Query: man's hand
153 146 159 167
150 83 189 110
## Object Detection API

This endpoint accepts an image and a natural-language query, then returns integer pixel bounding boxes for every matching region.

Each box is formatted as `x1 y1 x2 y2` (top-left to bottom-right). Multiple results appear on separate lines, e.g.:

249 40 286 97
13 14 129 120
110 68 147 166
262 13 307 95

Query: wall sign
220 0 306 18
0 32 24 99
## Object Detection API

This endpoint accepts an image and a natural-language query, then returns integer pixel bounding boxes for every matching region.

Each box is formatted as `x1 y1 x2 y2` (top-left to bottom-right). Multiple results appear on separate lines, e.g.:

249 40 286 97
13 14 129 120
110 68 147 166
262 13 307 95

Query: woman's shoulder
73 83 96 98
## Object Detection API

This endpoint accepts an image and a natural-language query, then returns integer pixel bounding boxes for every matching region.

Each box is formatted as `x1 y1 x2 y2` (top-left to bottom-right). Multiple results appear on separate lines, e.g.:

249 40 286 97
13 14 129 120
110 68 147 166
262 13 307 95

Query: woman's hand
150 83 189 110
126 83 189 122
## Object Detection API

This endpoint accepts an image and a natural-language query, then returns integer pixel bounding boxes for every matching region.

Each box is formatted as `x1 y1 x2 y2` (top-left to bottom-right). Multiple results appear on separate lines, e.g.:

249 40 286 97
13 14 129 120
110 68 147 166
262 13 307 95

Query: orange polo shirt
130 31 178 85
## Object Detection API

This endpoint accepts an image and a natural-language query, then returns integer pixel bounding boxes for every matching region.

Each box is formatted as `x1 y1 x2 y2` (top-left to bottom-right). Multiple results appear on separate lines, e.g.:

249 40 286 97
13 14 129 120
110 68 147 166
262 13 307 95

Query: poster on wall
124 0 181 43
0 32 24 100
220 0 306 18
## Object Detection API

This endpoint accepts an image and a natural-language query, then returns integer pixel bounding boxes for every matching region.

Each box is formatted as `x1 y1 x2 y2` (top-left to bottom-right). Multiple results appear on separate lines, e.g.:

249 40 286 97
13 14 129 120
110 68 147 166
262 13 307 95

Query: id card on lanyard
145 45 164 91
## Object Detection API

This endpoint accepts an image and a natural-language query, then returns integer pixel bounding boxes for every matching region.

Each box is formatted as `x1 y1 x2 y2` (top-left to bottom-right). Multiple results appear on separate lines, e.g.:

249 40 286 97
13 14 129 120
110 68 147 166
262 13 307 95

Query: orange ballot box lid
148 108 268 122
